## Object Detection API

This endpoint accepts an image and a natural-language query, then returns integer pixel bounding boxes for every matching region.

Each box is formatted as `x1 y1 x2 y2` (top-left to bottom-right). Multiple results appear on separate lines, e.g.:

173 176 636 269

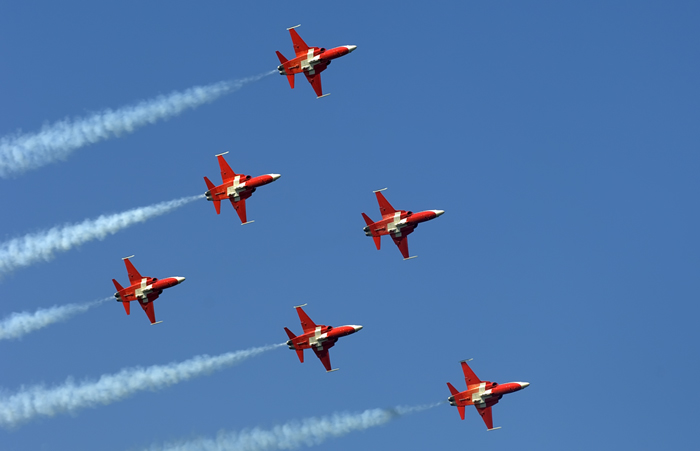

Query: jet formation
99 25 527 434
284 304 363 372
447 359 529 430
112 256 185 325
362 188 444 259
276 25 357 98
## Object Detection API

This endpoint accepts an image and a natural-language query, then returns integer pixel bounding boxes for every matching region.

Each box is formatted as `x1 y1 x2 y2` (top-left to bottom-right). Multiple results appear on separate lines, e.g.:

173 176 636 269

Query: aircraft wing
477 406 494 430
375 191 397 216
230 198 247 224
295 306 317 334
140 301 157 325
217 154 237 182
304 72 323 98
461 360 482 386
312 347 333 372
124 258 143 285
391 234 410 259
289 28 309 57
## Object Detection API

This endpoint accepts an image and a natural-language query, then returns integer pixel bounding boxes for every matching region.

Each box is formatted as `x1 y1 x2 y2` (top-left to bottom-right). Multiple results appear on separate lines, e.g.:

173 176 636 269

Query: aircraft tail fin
275 51 295 89
447 382 460 396
204 176 215 190
362 213 381 249
112 279 124 292
284 327 297 340
457 405 466 420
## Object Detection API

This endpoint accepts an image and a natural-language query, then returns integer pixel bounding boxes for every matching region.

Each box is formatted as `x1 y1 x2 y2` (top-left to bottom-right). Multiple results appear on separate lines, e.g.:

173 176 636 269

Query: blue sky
1 1 699 449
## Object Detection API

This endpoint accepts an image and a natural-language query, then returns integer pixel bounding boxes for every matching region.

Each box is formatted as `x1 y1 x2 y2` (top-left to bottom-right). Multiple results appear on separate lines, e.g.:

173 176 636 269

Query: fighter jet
284 304 362 372
203 152 281 224
447 359 529 430
361 188 444 260
276 25 357 98
112 256 185 325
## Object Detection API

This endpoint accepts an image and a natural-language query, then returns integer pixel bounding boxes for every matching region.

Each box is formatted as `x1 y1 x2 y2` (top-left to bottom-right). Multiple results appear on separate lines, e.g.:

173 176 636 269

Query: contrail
0 71 275 177
0 297 109 341
0 343 283 428
0 194 201 275
143 403 441 451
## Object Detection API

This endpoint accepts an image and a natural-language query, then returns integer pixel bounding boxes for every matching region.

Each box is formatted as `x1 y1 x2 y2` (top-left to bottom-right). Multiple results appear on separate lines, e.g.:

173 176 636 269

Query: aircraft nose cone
519 382 530 389
432 210 445 217
270 174 281 181
345 45 357 53
175 277 186 284
353 325 363 332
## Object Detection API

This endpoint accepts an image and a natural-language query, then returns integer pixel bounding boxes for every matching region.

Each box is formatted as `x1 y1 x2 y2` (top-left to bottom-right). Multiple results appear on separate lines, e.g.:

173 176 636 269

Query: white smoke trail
0 297 109 341
0 71 275 177
0 194 201 275
144 403 441 451
0 343 283 428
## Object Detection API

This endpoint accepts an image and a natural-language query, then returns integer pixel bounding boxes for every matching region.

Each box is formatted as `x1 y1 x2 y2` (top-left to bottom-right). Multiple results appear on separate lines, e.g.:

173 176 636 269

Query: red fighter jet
112 256 185 325
447 359 529 431
203 151 281 224
284 304 363 372
362 188 444 260
276 24 357 98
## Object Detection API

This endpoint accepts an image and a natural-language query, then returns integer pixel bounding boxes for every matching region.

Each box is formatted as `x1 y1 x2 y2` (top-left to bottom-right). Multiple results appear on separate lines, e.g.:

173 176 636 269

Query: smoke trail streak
0 71 275 177
0 297 109 341
145 403 441 451
0 343 283 428
0 195 201 275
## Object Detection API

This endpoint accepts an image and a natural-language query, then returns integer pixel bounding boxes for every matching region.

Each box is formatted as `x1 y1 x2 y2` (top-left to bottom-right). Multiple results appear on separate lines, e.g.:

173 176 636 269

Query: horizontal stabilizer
295 348 304 363
204 176 215 190
112 278 124 292
457 405 465 420
284 327 297 340
213 200 221 215
121 300 130 316
361 213 374 227
447 382 460 396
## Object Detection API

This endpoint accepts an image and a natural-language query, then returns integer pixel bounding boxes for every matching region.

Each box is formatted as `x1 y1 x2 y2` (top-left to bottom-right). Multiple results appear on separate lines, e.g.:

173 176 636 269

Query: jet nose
352 325 363 332
519 382 530 389
270 174 281 181
432 210 445 217
175 277 186 284
345 45 357 53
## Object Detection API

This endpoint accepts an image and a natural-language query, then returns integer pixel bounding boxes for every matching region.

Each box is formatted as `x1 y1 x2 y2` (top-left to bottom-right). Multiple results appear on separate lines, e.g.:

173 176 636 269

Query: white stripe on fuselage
301 49 319 74
308 326 327 349
134 278 152 303
386 212 404 237
227 175 245 200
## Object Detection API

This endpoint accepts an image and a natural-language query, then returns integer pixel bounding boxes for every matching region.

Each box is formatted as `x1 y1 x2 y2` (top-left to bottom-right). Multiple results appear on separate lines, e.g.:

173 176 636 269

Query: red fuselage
448 381 529 410
363 209 444 238
205 174 280 204
277 45 356 77
114 276 185 305
286 324 362 352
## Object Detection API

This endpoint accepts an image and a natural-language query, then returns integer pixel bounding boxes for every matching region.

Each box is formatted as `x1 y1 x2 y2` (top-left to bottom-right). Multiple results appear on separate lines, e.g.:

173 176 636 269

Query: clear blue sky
1 1 699 449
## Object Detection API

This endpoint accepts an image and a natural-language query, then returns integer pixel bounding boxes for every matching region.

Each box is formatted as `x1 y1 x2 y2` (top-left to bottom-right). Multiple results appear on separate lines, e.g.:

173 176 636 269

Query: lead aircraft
447 359 529 430
276 25 357 98
362 188 444 259
112 256 185 325
284 304 363 372
204 152 281 224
